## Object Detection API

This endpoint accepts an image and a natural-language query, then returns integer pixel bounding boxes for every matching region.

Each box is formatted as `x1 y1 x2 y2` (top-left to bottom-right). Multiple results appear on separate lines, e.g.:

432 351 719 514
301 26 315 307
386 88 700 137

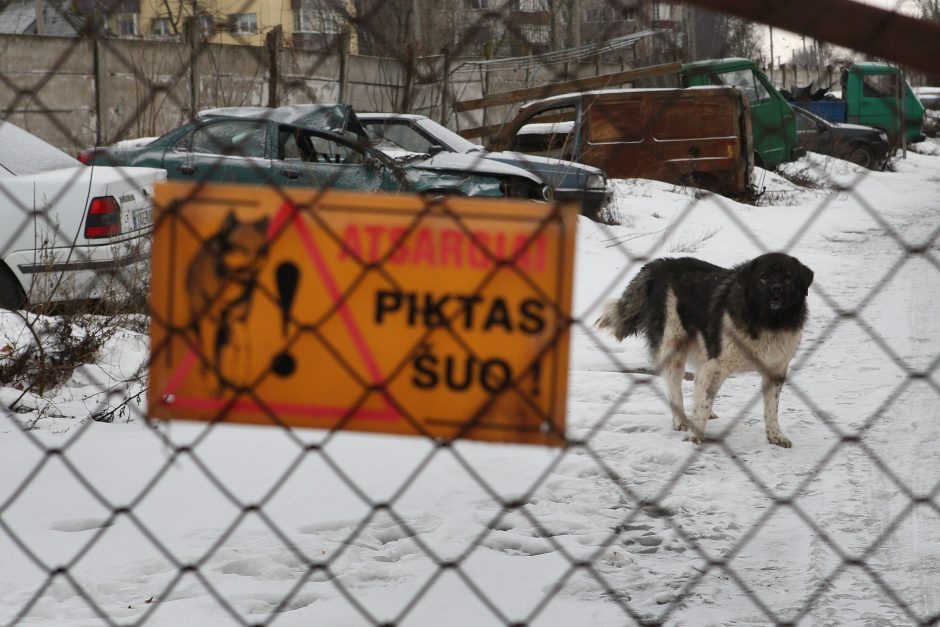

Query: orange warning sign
149 182 576 446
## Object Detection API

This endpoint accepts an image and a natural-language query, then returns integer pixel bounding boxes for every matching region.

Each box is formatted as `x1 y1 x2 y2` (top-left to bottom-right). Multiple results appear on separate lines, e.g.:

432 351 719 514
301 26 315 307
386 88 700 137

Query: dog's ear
736 258 756 290
795 259 814 295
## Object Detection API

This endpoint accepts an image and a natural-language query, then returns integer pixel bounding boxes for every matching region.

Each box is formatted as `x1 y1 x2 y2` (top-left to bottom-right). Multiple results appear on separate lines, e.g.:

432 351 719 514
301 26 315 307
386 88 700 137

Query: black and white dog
595 253 814 447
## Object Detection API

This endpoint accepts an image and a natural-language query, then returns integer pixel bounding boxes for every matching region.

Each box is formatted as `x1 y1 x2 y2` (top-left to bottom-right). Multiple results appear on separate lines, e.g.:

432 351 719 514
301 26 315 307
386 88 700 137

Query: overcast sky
765 0 922 64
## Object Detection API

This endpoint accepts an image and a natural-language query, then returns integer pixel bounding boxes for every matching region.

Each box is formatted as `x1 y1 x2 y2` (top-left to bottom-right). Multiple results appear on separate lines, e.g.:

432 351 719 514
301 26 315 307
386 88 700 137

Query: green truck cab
793 64 925 148
840 64 925 147
681 58 803 170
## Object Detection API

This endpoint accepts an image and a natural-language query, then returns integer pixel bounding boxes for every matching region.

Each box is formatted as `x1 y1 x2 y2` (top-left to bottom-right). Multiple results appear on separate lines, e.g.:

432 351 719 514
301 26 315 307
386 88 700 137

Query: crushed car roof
197 104 368 138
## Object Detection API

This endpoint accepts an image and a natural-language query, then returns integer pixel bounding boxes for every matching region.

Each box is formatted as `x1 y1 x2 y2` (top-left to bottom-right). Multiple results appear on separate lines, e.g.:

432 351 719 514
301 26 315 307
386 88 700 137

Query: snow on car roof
0 120 82 176
517 121 575 135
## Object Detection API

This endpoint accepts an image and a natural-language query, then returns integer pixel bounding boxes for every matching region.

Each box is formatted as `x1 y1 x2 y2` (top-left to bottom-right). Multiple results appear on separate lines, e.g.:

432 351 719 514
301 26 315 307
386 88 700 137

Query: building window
116 13 137 36
517 0 548 10
652 2 672 20
584 7 603 23
194 14 214 37
228 13 258 34
620 7 636 21
467 0 488 9
152 17 174 37
293 7 343 34
184 14 214 38
586 5 622 22
520 23 549 44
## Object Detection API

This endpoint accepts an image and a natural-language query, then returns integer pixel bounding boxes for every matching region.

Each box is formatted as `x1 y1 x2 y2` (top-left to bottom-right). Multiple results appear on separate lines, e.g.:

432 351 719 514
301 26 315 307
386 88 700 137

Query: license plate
132 207 153 230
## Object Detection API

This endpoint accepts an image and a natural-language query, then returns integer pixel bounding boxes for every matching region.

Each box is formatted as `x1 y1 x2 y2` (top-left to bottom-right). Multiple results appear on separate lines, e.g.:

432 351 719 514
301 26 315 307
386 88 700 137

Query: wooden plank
459 122 509 140
454 62 682 113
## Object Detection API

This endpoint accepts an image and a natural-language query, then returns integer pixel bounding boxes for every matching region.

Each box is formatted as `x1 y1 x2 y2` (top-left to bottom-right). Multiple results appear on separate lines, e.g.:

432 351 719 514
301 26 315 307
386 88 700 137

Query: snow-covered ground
2 147 939 626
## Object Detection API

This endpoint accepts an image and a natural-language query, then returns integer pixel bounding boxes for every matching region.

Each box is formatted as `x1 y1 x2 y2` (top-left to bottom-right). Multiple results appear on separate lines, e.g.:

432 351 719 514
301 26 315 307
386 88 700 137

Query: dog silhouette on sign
186 212 270 392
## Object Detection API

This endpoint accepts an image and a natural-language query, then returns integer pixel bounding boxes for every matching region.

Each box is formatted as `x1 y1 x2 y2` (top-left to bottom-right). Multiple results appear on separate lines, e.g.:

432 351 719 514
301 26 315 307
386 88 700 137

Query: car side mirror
817 123 829 133
427 144 445 156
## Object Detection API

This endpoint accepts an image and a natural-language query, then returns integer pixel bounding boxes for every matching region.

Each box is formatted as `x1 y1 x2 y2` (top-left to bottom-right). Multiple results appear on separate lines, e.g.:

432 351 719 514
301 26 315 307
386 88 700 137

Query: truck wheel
681 172 720 194
0 266 26 311
847 145 874 169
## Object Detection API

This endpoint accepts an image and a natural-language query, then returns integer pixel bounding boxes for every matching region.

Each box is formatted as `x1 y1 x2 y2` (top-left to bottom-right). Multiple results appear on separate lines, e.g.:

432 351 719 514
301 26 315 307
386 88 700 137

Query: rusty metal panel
573 88 751 195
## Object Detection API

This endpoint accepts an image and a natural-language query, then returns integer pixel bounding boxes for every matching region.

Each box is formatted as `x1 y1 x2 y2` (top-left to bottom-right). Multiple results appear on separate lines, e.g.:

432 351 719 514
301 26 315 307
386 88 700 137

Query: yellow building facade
133 0 355 49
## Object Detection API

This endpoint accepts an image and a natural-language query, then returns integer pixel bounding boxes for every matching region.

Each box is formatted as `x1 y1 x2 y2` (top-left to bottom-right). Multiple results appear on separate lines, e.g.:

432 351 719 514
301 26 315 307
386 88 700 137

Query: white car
0 121 166 309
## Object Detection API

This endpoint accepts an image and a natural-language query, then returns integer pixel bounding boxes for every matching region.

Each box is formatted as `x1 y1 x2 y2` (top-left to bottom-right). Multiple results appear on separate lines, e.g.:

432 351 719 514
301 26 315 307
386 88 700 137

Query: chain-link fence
2 0 940 624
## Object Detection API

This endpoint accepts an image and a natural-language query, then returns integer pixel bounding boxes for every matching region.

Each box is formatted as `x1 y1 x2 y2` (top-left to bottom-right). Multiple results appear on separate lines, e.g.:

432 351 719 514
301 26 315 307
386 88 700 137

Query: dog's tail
594 268 652 341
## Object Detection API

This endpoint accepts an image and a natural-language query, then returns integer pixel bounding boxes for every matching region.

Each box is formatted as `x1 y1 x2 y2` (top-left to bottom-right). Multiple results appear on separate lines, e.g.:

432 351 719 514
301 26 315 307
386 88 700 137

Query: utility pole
573 0 582 48
411 0 422 46
769 24 774 85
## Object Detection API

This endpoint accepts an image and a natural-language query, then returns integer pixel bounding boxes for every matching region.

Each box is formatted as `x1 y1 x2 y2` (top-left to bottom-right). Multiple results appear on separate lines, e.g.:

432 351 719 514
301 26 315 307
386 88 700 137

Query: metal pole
769 24 774 86
900 67 907 159
339 31 349 104
34 0 44 35
439 47 450 126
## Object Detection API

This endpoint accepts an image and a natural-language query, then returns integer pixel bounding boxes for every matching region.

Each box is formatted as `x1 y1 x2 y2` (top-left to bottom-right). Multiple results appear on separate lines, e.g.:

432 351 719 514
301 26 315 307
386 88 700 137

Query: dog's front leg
762 372 791 448
688 361 727 444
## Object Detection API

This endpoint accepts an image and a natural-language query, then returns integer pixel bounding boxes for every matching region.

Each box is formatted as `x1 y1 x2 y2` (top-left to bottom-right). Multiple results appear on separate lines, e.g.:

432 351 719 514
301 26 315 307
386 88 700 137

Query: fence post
339 31 350 104
266 25 282 108
91 31 103 146
188 23 198 121
439 47 450 126
399 43 416 113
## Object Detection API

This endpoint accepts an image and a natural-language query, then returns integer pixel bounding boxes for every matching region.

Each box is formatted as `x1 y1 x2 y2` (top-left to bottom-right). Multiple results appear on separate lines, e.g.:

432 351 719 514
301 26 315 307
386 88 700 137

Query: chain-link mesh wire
2 0 940 624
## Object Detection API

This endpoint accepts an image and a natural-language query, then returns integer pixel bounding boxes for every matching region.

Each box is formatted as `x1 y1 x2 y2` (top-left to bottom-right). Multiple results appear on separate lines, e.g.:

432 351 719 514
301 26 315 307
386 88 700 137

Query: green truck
789 63 926 148
680 58 804 170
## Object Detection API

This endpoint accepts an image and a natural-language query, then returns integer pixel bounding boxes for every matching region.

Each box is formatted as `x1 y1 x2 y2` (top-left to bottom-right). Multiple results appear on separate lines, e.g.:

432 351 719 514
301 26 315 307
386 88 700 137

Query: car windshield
363 127 410 152
0 121 82 176
414 118 483 153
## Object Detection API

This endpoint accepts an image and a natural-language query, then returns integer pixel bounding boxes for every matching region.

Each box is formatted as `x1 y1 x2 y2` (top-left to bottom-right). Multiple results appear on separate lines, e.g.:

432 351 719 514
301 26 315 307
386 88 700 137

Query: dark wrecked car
88 104 551 201
792 105 890 169
357 112 611 218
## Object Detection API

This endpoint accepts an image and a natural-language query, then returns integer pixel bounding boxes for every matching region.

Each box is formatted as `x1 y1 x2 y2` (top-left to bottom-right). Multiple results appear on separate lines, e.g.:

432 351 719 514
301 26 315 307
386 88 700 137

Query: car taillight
85 196 122 239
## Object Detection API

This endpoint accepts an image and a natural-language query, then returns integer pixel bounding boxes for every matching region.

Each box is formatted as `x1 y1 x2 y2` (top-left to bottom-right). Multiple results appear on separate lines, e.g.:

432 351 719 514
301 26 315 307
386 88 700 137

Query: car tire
0 265 25 311
847 145 875 169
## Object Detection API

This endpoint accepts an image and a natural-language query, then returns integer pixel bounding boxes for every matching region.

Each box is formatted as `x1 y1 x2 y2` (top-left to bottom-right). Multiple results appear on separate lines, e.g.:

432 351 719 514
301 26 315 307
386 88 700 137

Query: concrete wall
0 36 99 151
1 33 627 153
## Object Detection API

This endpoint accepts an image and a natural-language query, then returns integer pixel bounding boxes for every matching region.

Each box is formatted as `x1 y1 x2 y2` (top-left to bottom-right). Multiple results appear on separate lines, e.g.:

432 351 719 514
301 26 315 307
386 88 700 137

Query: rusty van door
580 87 752 195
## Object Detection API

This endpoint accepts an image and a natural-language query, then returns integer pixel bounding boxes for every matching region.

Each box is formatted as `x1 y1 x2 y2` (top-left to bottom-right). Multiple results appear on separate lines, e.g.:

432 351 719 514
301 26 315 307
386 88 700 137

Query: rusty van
490 86 754 196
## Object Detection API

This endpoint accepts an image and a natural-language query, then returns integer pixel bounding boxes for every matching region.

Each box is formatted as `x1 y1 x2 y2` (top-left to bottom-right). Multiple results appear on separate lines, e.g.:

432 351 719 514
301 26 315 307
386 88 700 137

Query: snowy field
2 145 939 626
